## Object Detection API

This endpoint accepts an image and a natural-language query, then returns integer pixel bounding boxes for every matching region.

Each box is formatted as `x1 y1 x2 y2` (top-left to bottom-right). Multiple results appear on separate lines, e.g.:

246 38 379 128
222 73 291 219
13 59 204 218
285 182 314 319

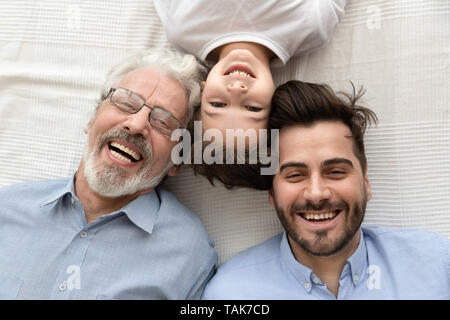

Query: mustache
97 128 152 161
290 200 349 213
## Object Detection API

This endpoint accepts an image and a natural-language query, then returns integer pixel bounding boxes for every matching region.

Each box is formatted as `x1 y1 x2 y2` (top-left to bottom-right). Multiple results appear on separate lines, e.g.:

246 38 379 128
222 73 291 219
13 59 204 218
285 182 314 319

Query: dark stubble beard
273 188 367 257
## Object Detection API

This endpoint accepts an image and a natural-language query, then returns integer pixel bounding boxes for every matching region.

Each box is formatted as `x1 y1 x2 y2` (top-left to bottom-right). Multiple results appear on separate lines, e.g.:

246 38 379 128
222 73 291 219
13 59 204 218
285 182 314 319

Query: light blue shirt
203 227 450 299
0 176 217 299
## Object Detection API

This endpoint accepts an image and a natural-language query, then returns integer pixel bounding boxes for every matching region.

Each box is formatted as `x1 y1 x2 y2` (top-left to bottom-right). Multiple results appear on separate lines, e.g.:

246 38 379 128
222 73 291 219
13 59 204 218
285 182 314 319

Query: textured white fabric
0 0 449 265
154 0 346 64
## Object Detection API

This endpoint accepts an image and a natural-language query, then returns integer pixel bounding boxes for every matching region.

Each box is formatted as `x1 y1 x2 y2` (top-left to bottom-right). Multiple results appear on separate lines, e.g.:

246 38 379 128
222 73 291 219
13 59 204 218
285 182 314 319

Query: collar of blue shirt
39 174 159 234
279 229 368 292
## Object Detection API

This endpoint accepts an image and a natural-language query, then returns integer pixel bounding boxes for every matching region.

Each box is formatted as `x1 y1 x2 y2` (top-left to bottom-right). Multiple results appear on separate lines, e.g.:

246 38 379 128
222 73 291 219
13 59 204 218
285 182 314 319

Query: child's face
200 49 274 134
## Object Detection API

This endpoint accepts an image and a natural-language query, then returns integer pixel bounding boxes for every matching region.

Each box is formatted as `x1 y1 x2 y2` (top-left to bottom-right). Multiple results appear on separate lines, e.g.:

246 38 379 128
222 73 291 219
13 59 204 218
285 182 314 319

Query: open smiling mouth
108 142 142 163
224 64 255 78
298 209 343 223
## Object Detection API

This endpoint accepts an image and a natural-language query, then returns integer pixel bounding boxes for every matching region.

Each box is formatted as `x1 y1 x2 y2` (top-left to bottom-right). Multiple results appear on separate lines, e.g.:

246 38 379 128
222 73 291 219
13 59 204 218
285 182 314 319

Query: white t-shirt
154 0 347 65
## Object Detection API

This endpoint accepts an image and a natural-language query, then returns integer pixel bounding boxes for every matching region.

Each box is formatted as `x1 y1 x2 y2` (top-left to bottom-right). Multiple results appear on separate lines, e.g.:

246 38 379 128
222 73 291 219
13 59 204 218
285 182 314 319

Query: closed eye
245 106 262 112
285 173 306 182
326 170 346 178
210 102 226 108
155 119 168 126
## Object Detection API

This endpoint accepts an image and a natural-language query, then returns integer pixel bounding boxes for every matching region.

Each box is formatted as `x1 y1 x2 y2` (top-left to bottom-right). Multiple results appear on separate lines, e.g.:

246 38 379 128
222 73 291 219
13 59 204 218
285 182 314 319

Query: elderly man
202 80 449 300
0 49 217 299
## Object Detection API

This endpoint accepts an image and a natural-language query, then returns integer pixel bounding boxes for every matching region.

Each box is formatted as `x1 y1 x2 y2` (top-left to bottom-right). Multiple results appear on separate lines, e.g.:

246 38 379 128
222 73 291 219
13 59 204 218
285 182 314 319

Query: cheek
253 83 274 106
273 181 303 209
203 68 222 91
258 72 274 93
333 178 366 205
201 113 223 132
88 108 120 135
148 133 175 164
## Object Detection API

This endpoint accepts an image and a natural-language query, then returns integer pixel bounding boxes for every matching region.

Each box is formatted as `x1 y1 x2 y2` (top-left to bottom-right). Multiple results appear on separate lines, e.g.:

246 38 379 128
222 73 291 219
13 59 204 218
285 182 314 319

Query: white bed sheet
0 0 449 265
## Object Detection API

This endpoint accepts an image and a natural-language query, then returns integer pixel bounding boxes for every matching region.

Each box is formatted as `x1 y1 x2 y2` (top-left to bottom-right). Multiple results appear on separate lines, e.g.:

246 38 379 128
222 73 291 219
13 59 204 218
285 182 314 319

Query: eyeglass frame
107 87 184 136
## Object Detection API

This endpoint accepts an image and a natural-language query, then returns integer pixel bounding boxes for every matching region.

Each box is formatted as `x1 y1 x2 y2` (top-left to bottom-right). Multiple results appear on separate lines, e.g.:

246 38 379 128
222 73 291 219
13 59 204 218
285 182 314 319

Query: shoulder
364 225 449 249
0 178 67 203
219 233 282 271
363 226 450 264
362 226 450 295
153 187 217 295
202 233 283 299
155 186 216 249
0 178 70 224
156 187 206 228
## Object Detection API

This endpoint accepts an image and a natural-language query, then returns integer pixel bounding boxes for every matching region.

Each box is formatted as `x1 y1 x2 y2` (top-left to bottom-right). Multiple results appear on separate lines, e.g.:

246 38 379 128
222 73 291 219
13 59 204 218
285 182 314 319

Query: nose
227 81 248 94
303 174 331 204
121 108 151 138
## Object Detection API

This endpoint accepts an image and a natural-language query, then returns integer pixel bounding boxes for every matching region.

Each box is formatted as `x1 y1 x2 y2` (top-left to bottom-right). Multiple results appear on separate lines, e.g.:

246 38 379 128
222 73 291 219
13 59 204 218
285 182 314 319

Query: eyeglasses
107 87 183 137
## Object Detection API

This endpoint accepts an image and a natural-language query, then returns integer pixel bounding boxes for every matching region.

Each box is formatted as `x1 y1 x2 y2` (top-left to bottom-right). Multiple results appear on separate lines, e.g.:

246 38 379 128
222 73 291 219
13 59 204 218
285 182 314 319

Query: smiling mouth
108 142 142 163
224 64 255 78
298 209 343 223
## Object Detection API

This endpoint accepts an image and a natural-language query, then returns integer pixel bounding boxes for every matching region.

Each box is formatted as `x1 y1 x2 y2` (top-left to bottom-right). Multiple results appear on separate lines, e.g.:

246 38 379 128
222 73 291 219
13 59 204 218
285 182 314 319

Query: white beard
82 128 173 198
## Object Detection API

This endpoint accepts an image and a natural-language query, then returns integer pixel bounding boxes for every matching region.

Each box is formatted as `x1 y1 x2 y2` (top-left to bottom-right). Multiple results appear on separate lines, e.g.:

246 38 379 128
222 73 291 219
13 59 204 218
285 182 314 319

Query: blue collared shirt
0 176 217 299
203 227 450 299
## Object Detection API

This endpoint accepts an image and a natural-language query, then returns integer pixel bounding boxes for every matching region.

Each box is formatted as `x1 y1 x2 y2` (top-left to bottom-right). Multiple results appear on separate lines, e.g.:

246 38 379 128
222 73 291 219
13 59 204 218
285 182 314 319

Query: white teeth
110 142 141 161
303 211 337 221
229 70 251 77
110 149 132 163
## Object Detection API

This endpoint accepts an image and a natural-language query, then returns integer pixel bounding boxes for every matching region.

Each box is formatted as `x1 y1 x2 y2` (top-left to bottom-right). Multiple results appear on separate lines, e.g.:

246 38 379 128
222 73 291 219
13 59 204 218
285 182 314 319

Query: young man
202 80 449 299
0 49 217 299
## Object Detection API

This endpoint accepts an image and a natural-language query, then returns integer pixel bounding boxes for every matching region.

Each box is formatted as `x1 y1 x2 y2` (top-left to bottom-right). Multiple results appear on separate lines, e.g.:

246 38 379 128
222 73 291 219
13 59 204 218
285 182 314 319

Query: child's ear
200 81 205 91
84 119 93 134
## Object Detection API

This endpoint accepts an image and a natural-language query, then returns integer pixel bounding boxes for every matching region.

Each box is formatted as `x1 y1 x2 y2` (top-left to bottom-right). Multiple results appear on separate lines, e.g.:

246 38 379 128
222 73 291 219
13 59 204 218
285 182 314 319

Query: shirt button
353 274 359 282
312 276 321 284
59 281 67 291
304 282 311 290
80 231 87 238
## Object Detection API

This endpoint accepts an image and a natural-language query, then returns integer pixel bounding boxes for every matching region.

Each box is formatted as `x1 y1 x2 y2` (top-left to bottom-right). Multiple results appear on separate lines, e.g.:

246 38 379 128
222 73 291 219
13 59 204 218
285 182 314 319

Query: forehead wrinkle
143 72 162 103
149 75 189 125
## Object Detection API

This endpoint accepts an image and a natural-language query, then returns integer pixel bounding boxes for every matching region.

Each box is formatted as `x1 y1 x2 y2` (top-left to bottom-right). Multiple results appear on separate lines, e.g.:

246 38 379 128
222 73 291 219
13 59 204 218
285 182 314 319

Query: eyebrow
279 158 354 173
279 162 308 174
322 158 354 169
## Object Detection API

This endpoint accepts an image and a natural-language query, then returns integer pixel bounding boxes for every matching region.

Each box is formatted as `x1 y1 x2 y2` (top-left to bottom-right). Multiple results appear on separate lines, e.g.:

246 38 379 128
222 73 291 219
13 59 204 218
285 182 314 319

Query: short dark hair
270 80 378 173
192 160 272 191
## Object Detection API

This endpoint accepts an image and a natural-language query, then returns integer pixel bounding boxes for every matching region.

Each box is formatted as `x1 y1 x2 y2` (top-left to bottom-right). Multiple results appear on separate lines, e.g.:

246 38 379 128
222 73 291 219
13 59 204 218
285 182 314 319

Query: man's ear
268 189 275 208
364 164 372 201
200 81 205 91
167 164 181 177
84 118 94 134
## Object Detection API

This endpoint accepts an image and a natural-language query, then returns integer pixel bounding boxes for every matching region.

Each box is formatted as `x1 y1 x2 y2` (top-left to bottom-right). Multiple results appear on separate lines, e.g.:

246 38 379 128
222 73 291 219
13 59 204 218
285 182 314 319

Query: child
154 0 346 135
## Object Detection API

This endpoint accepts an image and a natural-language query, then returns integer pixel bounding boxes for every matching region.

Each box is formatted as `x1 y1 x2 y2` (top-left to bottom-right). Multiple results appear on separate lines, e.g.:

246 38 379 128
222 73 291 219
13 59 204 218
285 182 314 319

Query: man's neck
211 41 275 65
74 163 148 224
288 231 361 298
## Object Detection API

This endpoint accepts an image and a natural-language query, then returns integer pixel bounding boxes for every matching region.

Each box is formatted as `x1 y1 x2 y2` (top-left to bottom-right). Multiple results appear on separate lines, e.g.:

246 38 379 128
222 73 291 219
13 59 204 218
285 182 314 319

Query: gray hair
99 48 206 124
